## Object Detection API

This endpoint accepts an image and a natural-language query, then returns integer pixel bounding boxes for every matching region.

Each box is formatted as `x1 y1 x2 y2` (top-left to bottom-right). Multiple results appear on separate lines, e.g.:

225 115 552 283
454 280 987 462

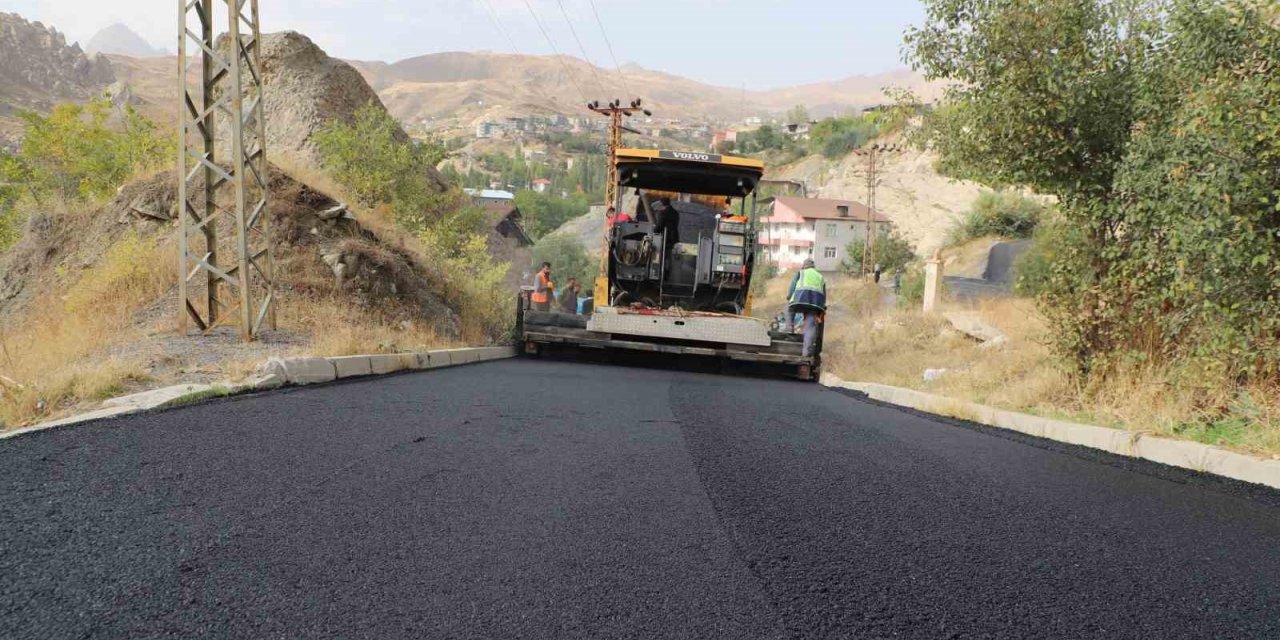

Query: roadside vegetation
0 98 171 251
315 102 512 341
816 0 1280 454
0 98 175 427
947 190 1048 246
1 97 518 429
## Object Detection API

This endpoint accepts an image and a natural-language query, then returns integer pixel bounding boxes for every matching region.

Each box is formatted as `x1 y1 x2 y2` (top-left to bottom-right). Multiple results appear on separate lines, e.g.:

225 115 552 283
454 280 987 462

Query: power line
477 0 559 107
554 0 608 96
522 0 590 105
586 0 632 98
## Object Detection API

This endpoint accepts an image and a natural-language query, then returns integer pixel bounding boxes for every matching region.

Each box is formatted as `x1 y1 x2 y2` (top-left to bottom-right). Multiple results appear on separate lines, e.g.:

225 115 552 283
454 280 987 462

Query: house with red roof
760 196 893 271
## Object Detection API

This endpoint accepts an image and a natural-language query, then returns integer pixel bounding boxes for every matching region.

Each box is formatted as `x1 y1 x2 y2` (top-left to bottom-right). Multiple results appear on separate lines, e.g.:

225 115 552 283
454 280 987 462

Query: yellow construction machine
516 103 822 380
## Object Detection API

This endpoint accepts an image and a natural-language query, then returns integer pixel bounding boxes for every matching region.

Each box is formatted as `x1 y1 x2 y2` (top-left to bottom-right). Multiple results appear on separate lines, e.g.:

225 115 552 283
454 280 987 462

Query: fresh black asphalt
2 359 1279 638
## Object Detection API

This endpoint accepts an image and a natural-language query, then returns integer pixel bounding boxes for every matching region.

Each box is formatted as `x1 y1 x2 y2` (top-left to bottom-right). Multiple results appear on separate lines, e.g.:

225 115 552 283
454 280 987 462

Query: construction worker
559 277 580 314
786 258 827 357
531 262 554 312
654 197 680 272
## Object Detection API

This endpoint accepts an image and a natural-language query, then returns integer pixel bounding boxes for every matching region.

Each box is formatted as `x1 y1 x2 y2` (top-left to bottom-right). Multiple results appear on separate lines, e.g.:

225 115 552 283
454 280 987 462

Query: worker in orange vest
531 261 554 312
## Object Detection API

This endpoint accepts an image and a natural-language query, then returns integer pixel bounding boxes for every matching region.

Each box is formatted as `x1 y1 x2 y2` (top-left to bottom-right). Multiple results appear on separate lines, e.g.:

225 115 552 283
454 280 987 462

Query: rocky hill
0 12 114 142
85 24 167 58
771 145 986 256
350 51 943 129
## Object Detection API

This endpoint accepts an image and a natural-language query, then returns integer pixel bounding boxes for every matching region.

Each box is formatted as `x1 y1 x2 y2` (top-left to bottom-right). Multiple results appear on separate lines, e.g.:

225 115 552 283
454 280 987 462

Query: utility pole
853 143 897 277
586 98 650 304
588 99 650 212
177 0 275 341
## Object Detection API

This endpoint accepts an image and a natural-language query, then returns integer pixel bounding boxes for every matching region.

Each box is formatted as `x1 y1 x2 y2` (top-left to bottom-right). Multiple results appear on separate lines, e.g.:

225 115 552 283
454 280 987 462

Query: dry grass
809 275 1280 457
0 228 173 428
0 161 503 431
286 294 452 357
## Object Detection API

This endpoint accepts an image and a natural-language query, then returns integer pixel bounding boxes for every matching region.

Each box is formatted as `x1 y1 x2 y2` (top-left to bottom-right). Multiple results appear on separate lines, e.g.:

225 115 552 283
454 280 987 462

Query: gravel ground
104 326 310 385
1 359 1278 638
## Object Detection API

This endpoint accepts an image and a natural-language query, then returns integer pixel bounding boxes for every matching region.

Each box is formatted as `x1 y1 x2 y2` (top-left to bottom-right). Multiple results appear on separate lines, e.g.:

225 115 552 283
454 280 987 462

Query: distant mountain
85 23 166 58
346 51 943 129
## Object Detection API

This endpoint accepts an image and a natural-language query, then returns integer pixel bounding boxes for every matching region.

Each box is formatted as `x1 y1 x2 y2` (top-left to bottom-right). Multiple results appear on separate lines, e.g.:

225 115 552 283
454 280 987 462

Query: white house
760 196 893 271
464 188 516 208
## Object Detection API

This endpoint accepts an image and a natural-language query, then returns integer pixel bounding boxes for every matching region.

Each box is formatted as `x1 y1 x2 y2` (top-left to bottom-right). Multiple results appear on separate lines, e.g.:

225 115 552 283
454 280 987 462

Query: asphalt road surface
3 359 1279 639
946 239 1034 301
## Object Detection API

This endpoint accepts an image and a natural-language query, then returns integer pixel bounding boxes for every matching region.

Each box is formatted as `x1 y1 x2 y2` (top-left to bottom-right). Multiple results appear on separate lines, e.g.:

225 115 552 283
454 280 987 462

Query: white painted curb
2 346 517 440
822 374 1280 491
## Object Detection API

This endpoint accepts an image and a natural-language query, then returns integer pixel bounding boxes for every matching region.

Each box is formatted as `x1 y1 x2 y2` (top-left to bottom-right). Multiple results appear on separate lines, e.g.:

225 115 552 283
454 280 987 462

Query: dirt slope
772 147 987 255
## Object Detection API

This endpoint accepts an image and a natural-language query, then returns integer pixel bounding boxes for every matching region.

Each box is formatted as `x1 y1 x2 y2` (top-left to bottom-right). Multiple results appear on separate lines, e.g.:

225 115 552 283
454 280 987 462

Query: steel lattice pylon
177 0 275 340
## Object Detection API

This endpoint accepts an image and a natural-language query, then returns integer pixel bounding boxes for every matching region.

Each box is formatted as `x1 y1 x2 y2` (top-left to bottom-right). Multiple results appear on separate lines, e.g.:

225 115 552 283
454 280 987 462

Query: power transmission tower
177 0 275 341
854 143 896 277
587 98 650 304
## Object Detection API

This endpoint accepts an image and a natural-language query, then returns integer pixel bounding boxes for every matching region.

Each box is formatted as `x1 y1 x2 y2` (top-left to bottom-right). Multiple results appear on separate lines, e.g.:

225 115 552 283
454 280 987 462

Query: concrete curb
2 346 517 441
821 374 1280 491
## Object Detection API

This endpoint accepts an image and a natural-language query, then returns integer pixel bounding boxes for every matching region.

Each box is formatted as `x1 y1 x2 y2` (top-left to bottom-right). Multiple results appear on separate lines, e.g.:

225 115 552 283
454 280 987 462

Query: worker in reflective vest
531 262 554 312
787 258 827 357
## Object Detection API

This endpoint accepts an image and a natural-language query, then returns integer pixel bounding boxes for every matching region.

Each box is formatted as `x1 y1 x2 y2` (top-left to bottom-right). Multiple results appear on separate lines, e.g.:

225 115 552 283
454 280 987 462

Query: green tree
907 0 1280 379
514 190 590 240
842 229 917 275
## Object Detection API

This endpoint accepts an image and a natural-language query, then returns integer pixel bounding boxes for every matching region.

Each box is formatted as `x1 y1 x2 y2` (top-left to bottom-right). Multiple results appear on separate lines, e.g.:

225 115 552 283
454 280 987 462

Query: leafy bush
842 229 917 275
2 98 170 203
418 206 512 341
896 266 928 309
1011 221 1082 297
315 102 448 232
951 191 1047 244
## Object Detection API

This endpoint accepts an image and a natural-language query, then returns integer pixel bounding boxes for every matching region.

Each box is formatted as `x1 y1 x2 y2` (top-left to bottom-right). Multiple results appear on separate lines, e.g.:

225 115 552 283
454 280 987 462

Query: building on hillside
531 178 552 194
784 122 813 141
480 202 533 248
709 129 739 151
759 196 893 272
475 121 500 139
465 188 516 208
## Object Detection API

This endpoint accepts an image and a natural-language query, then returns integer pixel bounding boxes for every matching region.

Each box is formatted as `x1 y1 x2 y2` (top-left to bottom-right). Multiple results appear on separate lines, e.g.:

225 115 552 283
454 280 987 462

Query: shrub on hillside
809 115 881 159
1 98 170 203
315 102 449 231
951 191 1046 245
515 191 590 240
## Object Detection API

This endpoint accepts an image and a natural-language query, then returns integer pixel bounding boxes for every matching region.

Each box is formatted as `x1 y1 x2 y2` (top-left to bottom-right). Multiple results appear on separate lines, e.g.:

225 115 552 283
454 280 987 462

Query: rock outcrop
0 12 114 107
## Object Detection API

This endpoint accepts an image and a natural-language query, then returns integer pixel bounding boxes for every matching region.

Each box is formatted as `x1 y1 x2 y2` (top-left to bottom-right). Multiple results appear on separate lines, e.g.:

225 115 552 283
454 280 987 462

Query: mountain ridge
84 23 167 58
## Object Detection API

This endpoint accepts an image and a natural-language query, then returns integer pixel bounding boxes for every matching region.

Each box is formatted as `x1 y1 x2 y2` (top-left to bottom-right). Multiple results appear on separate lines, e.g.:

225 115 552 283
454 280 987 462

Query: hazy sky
2 0 925 88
